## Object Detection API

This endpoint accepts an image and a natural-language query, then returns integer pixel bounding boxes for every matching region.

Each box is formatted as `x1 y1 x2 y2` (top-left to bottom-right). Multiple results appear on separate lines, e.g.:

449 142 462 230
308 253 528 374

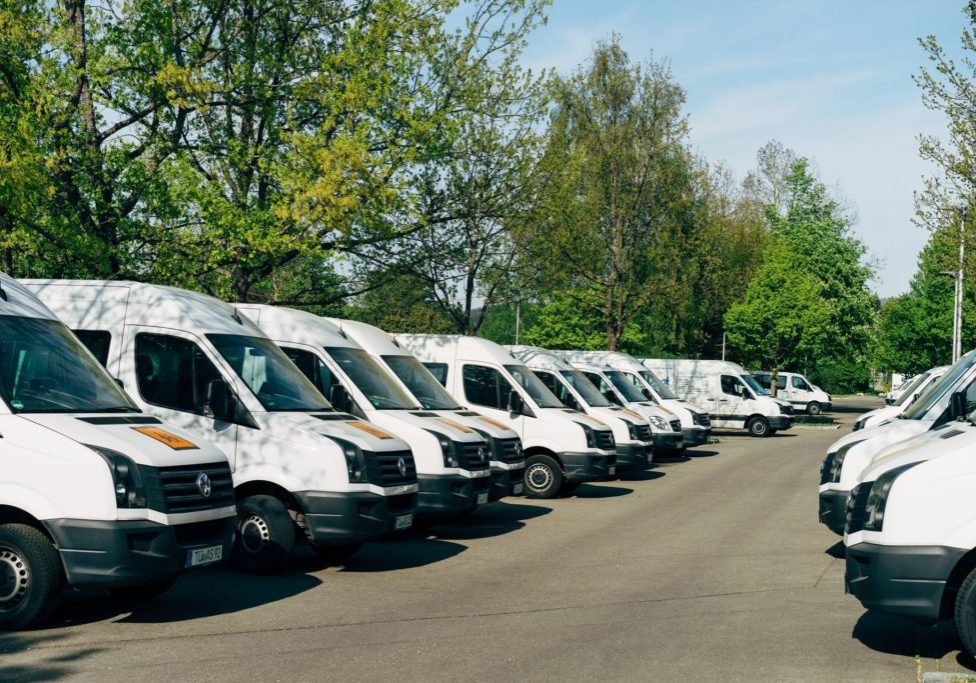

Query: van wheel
0 524 62 630
314 543 363 562
109 578 176 601
233 495 295 574
747 417 771 437
807 402 822 416
524 455 564 499
955 565 976 657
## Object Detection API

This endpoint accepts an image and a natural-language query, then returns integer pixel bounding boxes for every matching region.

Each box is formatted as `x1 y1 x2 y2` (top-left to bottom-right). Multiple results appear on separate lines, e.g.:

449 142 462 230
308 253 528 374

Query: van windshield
504 365 564 408
639 369 677 399
892 372 930 407
327 347 419 410
741 374 768 396
382 355 460 410
208 334 332 412
903 351 976 420
560 370 611 406
605 370 648 403
0 315 138 414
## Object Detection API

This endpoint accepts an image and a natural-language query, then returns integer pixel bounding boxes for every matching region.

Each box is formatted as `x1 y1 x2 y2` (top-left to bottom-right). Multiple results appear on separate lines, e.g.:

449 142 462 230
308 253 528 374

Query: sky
519 0 967 298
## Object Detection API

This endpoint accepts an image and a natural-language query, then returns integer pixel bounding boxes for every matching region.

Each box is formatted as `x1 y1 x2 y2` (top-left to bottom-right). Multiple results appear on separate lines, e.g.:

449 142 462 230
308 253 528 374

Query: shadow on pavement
852 611 968 663
571 483 634 499
338 536 467 573
825 541 845 558
619 469 666 482
685 449 719 458
0 631 99 681
420 501 553 541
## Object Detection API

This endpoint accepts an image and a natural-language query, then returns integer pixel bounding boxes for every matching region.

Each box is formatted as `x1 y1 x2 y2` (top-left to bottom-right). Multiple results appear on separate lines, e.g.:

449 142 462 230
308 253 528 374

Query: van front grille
363 450 417 487
459 442 490 471
596 430 615 450
495 438 523 464
634 424 652 441
142 462 235 514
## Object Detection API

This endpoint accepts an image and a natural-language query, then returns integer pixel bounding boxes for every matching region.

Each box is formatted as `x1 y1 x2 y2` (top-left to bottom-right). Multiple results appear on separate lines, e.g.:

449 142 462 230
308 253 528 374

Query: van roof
21 279 263 336
234 304 359 350
325 318 403 357
0 273 58 321
394 334 520 367
553 350 646 372
643 358 748 374
507 345 574 372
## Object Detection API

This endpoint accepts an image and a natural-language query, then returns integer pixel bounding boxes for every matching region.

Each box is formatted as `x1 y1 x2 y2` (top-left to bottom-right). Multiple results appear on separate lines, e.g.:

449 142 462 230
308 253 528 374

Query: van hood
435 410 519 439
668 398 706 414
837 419 931 488
860 422 976 483
375 409 487 444
22 414 228 467
263 411 412 453
859 405 900 426
828 417 904 454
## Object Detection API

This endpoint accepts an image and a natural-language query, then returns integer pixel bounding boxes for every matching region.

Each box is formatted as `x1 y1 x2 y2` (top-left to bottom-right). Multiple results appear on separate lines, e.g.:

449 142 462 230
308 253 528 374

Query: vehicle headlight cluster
852 417 866 432
863 462 920 532
826 440 864 484
626 422 639 440
437 434 460 467
88 445 147 508
579 423 597 448
649 416 669 431
333 437 367 483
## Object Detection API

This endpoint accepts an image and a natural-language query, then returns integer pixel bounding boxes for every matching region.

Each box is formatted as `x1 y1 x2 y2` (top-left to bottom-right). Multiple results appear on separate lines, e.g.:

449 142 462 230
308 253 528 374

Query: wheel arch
940 547 976 620
234 480 301 512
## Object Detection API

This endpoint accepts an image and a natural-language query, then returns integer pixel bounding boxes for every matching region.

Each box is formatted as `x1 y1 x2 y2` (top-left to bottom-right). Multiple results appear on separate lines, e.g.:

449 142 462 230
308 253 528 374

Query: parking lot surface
2 397 974 682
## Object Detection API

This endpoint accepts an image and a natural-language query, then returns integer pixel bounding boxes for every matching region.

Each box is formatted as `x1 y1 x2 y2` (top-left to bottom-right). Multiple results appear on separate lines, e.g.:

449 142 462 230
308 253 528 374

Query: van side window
777 376 787 390
721 375 747 398
135 333 223 414
462 364 513 410
425 362 449 386
73 330 111 367
534 370 579 410
792 376 808 390
581 371 622 406
281 346 338 396
753 374 771 389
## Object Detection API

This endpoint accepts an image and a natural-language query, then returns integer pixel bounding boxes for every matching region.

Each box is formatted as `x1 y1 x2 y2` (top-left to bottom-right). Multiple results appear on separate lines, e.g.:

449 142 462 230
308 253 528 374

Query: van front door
711 374 751 429
460 363 527 440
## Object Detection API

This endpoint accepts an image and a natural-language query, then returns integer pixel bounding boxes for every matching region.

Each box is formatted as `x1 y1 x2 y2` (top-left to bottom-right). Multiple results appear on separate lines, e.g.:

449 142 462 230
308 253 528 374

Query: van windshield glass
382 355 460 410
903 351 976 420
741 374 767 396
605 370 648 403
209 334 331 412
893 372 930 407
559 370 611 406
504 365 564 408
639 369 677 399
327 347 419 410
0 315 138 414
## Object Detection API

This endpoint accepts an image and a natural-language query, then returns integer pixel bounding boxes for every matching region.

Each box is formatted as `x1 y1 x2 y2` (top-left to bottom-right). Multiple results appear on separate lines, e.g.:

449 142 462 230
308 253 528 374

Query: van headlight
332 437 367 482
863 462 921 532
626 422 638 439
88 445 147 508
436 434 459 467
578 423 597 448
853 417 865 432
827 440 864 483
648 416 668 431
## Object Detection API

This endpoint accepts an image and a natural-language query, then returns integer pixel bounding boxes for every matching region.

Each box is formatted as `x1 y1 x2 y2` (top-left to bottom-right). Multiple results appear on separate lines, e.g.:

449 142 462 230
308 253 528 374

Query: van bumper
845 542 965 623
417 473 491 516
818 489 849 535
615 443 649 470
682 427 711 447
489 463 525 500
46 516 236 590
769 416 794 430
653 432 684 453
562 451 616 482
293 490 417 542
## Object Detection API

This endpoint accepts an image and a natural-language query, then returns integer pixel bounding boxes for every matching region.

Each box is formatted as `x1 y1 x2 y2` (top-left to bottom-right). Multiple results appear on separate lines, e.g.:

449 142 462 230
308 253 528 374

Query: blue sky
520 0 967 297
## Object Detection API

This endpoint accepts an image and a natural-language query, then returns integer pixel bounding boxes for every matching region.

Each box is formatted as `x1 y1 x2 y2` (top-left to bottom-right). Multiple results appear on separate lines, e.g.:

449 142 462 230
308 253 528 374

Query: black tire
523 454 564 499
314 543 363 562
233 495 295 574
109 578 177 601
807 401 822 416
747 416 771 437
956 565 976 657
0 523 62 630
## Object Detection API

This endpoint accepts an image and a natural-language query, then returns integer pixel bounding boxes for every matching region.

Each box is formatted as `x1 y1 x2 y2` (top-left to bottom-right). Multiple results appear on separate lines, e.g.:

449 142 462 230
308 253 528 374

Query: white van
642 359 794 437
234 306 493 517
751 371 832 415
818 350 976 535
509 346 654 471
553 350 711 449
395 335 617 499
329 318 525 500
24 281 419 574
0 274 236 629
851 366 948 432
844 418 976 657
557 359 684 455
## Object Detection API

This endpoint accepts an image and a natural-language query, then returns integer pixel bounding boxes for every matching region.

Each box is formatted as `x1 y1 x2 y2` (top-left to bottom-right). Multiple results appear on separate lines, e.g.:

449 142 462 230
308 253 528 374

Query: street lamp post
954 208 966 362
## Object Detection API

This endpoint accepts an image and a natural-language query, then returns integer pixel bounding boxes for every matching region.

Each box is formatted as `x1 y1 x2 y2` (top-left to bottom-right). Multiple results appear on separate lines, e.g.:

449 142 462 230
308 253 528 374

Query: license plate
395 514 413 530
477 492 489 505
513 483 524 495
609 466 616 475
186 544 222 568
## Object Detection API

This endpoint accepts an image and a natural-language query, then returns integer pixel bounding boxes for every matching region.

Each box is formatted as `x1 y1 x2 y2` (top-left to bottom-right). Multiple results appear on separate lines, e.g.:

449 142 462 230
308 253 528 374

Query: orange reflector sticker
621 409 643 420
436 417 473 434
131 426 199 451
577 415 608 428
478 416 510 430
347 421 394 439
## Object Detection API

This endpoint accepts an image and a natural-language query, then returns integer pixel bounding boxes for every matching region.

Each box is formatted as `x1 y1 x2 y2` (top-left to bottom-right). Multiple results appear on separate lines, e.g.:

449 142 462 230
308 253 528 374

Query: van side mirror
640 387 653 400
330 383 352 413
507 390 525 415
950 390 967 420
204 378 234 421
114 377 125 389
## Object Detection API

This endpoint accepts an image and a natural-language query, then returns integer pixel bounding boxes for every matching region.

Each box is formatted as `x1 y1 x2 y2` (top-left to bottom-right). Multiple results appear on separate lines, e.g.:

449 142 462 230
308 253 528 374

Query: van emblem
477 447 487 463
397 457 407 477
196 472 212 497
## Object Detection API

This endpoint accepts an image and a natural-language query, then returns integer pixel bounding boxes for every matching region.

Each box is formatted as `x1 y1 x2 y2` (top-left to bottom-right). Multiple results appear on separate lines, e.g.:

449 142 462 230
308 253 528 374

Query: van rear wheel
523 455 564 499
955 565 976 657
233 495 295 574
747 417 771 437
0 524 62 630
807 401 822 416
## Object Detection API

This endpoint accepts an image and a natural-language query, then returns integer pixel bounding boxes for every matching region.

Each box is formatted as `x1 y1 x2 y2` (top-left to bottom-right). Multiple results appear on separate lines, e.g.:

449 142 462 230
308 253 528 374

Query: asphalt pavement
2 396 974 682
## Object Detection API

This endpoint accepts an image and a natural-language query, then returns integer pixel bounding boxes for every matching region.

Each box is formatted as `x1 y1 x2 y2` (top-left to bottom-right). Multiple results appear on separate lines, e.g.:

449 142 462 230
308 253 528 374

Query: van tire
807 401 822 416
314 543 363 562
0 523 62 630
523 455 564 499
747 417 771 437
955 565 976 657
109 578 177 601
233 495 295 574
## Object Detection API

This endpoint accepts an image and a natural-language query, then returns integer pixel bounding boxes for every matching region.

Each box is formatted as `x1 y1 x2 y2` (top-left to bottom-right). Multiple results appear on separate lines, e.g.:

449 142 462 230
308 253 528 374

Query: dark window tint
135 333 223 414
753 374 771 389
74 330 111 367
425 362 449 386
777 376 787 390
282 346 341 397
721 374 747 398
792 376 809 390
534 370 579 410
462 364 513 410
582 371 622 406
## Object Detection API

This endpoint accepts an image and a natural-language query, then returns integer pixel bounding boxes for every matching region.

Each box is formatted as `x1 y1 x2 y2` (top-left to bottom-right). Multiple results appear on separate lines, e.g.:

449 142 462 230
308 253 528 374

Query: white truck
844 417 976 658
642 359 794 437
818 350 976 535
0 274 236 629
235 306 493 517
330 318 525 500
509 346 654 471
750 371 832 415
24 281 419 574
554 350 711 449
394 335 618 499
851 365 947 432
